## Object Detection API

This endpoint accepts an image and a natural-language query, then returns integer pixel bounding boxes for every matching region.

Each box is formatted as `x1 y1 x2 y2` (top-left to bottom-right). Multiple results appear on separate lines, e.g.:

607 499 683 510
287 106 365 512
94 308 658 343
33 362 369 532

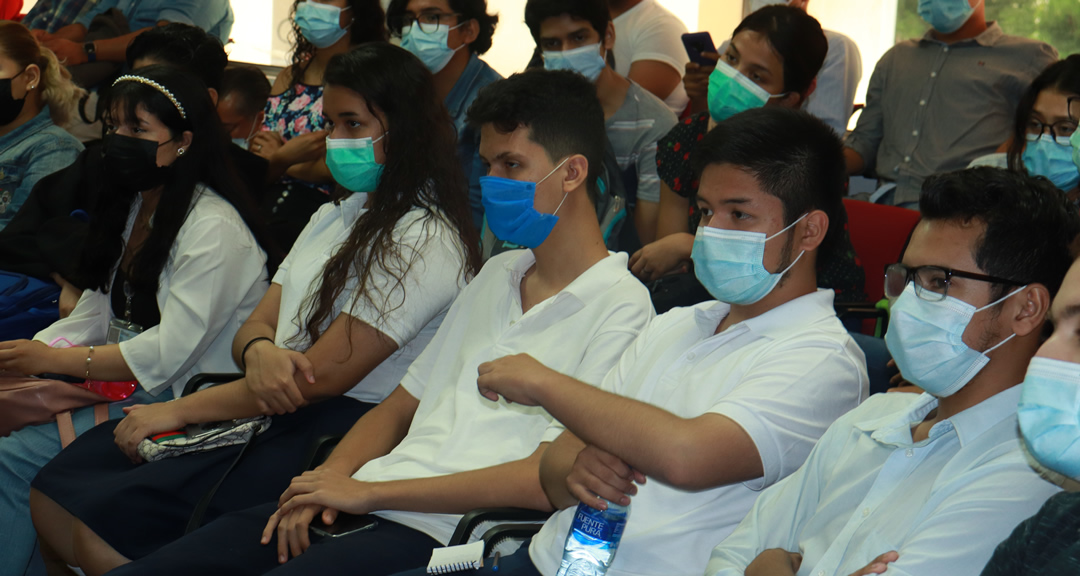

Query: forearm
52 24 86 41
233 321 277 367
656 184 691 238
284 158 333 185
92 27 152 63
320 386 418 475
634 200 659 245
171 378 271 424
55 345 136 381
367 445 554 514
539 432 585 510
843 147 865 176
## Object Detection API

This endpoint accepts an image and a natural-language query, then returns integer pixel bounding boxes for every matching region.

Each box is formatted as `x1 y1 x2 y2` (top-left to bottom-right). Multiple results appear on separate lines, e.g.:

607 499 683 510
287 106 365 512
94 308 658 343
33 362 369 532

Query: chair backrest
842 199 921 302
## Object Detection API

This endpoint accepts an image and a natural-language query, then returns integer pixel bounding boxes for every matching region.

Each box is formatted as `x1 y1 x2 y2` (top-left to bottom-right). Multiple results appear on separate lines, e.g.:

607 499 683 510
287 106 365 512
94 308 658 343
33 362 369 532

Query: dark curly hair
387 0 498 54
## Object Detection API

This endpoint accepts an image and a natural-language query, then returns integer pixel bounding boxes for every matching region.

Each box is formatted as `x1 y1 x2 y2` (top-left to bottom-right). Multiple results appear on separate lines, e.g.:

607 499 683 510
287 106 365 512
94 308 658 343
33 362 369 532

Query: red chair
1 0 24 21
838 198 921 334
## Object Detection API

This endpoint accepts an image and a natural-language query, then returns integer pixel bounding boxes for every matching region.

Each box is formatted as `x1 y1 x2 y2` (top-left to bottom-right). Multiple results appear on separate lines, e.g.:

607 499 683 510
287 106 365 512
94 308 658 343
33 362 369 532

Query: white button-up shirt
707 387 1062 576
529 290 867 576
354 250 654 544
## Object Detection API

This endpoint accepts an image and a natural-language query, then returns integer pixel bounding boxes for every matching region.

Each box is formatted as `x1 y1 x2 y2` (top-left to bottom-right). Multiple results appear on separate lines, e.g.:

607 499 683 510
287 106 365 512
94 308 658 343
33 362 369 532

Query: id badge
107 318 144 344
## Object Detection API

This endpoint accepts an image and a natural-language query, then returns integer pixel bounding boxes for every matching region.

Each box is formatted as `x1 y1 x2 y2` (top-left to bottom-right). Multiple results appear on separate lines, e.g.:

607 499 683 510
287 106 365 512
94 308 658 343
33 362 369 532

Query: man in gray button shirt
843 0 1057 208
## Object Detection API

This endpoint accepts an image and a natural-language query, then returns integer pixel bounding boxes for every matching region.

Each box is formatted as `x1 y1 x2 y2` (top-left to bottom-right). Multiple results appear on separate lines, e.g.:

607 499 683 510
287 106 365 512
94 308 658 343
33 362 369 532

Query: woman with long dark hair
31 43 481 576
254 0 387 250
0 65 272 575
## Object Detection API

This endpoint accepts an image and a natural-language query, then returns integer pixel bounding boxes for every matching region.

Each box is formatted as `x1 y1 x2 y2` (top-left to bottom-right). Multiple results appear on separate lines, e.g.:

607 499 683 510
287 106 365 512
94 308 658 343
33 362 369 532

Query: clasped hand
476 353 554 406
244 340 313 415
262 468 372 563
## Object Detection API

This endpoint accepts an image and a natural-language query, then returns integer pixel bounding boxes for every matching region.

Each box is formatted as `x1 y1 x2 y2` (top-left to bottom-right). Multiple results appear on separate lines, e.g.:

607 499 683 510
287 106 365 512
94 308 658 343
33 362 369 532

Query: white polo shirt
612 0 691 115
529 290 868 576
354 250 655 544
272 192 469 404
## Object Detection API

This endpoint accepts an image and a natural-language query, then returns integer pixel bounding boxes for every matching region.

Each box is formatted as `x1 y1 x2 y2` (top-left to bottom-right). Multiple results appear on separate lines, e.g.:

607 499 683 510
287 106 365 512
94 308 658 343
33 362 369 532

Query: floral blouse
656 111 868 303
264 83 332 194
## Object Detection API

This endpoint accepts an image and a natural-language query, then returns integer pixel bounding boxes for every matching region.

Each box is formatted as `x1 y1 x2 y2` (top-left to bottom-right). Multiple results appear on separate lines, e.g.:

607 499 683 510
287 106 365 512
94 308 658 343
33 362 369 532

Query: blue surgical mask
1071 127 1080 173
543 43 607 82
295 2 351 49
1018 357 1080 479
691 213 807 305
885 283 1024 397
480 158 569 249
918 0 980 34
401 21 466 74
326 132 387 192
1023 134 1080 191
707 59 785 123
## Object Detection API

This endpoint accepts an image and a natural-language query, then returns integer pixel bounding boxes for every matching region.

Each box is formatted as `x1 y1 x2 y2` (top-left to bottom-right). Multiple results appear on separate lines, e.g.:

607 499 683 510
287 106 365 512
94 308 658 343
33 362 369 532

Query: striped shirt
606 81 677 205
22 0 97 33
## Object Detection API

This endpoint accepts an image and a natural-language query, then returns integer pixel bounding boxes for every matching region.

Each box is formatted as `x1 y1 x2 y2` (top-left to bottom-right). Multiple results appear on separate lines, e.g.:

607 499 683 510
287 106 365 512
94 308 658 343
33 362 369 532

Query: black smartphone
681 32 718 67
310 514 378 538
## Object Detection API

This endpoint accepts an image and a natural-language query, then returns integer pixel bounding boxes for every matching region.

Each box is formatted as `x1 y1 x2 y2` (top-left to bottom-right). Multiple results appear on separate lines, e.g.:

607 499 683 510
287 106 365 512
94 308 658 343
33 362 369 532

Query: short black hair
524 0 610 45
733 5 826 96
466 68 605 204
692 107 847 265
920 167 1080 299
125 23 227 91
221 64 272 117
387 0 499 54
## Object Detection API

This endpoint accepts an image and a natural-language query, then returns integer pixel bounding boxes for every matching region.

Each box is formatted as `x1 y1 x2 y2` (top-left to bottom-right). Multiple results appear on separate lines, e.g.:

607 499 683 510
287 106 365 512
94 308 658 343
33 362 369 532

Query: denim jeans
0 385 169 576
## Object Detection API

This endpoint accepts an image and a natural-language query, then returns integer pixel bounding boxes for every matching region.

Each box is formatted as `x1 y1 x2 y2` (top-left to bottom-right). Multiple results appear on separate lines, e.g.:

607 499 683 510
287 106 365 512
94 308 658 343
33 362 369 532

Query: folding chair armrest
480 523 546 557
181 373 244 397
303 434 344 471
449 508 553 546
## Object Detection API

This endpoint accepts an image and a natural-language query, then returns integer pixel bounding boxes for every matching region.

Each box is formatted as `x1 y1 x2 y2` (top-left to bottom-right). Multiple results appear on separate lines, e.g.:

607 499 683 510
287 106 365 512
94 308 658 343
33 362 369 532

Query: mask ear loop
975 284 1030 355
538 157 572 216
764 212 809 277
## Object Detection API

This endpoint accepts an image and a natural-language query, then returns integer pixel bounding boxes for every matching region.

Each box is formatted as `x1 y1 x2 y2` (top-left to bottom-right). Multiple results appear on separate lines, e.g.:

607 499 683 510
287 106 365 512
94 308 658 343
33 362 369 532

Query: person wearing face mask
686 0 861 138
218 64 272 153
632 5 865 312
94 68 653 576
706 167 1077 576
0 65 275 576
979 257 1080 576
387 0 502 231
257 0 387 252
30 43 482 576
844 0 1057 209
524 0 676 247
0 22 83 232
409 107 868 576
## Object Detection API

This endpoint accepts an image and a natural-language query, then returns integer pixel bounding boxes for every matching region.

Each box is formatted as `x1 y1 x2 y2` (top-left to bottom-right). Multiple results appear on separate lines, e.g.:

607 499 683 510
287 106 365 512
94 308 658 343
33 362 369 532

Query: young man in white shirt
608 0 689 114
525 0 678 244
707 167 1079 576
102 69 654 576
397 107 868 576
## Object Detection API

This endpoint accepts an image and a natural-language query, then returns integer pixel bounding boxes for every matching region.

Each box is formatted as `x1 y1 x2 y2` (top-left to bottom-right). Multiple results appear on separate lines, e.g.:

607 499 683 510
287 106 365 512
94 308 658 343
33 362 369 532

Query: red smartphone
681 32 718 67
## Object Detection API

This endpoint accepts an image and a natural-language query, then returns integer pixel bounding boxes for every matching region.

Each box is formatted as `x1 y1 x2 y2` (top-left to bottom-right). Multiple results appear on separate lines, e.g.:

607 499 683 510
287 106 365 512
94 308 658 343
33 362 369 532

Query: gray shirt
606 81 678 205
844 23 1057 205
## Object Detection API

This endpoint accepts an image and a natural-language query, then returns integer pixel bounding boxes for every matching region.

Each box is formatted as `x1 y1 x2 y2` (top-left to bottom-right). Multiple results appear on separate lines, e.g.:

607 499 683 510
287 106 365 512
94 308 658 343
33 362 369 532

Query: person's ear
459 18 480 48
562 154 589 195
604 21 616 51
1010 284 1052 338
178 130 194 152
797 209 829 253
254 110 266 130
207 87 219 107
21 64 41 96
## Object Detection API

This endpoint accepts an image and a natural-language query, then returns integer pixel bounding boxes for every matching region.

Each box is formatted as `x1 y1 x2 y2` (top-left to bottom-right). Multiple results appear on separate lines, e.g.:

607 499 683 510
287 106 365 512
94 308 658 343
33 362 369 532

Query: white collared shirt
35 186 268 398
353 249 654 545
707 388 1063 576
272 193 469 404
529 290 868 576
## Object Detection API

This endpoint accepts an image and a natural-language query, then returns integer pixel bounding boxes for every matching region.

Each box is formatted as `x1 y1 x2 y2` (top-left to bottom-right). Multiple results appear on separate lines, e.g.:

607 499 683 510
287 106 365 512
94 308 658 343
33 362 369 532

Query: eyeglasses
884 263 1024 303
1025 118 1077 146
393 12 461 34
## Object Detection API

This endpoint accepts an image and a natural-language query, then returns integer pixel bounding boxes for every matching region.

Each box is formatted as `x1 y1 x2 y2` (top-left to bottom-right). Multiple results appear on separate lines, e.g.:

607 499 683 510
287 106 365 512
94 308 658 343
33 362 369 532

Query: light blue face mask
480 158 569 249
1017 357 1080 479
401 21 466 74
295 2 351 49
1023 134 1080 191
707 59 785 123
691 213 807 305
543 43 607 82
918 0 980 34
325 132 387 192
885 283 1025 397
1071 127 1080 172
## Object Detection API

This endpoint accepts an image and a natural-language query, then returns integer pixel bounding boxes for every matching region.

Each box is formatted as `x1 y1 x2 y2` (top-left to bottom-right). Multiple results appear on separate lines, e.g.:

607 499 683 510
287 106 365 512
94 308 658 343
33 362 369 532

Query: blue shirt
708 387 1062 576
445 53 502 231
76 0 234 43
22 0 97 33
0 107 84 231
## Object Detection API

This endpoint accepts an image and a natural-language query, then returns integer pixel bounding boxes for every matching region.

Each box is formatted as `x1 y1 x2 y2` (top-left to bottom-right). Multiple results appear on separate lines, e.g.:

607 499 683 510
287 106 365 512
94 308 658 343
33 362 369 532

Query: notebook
426 540 485 574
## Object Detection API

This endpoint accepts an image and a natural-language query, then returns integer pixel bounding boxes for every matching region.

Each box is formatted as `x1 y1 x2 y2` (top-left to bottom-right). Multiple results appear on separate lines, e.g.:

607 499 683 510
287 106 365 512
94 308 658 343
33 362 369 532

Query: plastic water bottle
555 500 630 576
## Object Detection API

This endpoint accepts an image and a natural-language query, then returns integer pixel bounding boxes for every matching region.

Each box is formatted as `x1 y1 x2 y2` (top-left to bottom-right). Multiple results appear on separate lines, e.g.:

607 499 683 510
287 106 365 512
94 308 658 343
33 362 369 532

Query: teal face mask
401 21 466 74
543 43 607 82
707 59 785 123
1017 357 1080 479
1023 134 1080 191
691 213 806 305
918 0 980 34
295 2 351 48
326 133 387 193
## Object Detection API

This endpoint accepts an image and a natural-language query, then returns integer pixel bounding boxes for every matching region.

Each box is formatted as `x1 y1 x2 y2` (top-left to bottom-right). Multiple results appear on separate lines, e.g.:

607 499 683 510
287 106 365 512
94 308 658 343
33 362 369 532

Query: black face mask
0 70 27 126
101 133 174 193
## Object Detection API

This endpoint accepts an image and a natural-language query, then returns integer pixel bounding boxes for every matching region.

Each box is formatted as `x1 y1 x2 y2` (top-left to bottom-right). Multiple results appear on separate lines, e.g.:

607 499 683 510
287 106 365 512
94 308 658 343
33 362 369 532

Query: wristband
83 41 97 63
85 345 95 380
241 337 274 370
